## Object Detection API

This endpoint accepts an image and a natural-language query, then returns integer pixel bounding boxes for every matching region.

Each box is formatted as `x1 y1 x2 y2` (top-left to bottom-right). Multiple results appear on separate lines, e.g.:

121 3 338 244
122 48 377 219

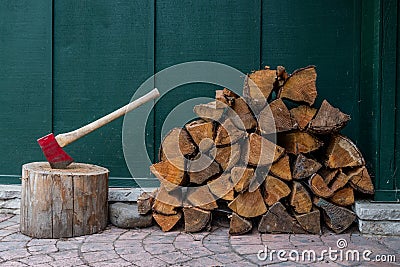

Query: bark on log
294 208 321 234
228 97 257 130
329 170 350 192
258 202 306 234
292 154 322 180
314 198 356 233
193 101 225 122
137 191 155 215
231 167 255 193
21 162 108 238
309 100 350 134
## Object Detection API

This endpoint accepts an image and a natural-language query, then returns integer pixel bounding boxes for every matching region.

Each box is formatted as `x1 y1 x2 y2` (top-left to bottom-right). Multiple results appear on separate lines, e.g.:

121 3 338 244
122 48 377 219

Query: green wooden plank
359 0 382 191
262 0 361 142
0 0 52 180
154 0 261 157
396 0 400 194
379 0 397 191
53 0 154 181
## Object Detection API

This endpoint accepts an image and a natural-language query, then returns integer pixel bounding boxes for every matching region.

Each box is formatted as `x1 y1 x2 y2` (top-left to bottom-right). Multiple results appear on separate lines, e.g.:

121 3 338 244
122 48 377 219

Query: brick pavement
0 214 398 266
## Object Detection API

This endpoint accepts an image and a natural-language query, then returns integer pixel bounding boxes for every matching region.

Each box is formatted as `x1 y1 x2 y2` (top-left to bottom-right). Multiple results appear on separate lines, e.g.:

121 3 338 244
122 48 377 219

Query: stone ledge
0 185 21 200
354 200 400 221
358 220 400 236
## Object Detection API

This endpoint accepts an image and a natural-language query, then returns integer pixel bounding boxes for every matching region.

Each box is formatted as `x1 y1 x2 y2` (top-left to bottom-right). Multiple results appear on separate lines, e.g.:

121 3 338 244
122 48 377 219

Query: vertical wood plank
262 0 360 141
53 0 155 181
154 0 261 157
0 0 52 179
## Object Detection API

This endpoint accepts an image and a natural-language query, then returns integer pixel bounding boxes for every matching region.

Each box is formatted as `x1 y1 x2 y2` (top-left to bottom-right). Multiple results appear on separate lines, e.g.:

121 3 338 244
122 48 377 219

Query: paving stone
80 242 113 252
118 230 149 240
180 246 213 258
210 253 244 264
55 240 82 251
88 258 131 267
0 261 28 267
174 240 203 250
144 243 176 255
49 250 79 260
0 242 27 252
224 260 258 266
134 257 168 267
48 257 85 267
155 251 192 264
0 248 30 260
82 251 120 263
109 202 153 229
28 245 58 255
28 239 58 246
18 254 54 265
173 256 220 267
114 244 145 255
143 234 176 244
203 242 231 253
231 244 265 255
229 234 262 245
2 233 31 242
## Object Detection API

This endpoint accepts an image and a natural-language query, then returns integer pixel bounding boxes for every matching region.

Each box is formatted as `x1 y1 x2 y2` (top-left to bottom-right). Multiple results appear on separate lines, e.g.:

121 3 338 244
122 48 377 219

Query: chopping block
20 162 109 238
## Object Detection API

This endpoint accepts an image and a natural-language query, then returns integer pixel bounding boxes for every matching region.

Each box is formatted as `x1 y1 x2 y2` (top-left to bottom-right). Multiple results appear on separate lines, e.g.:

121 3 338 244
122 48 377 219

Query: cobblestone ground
0 214 398 267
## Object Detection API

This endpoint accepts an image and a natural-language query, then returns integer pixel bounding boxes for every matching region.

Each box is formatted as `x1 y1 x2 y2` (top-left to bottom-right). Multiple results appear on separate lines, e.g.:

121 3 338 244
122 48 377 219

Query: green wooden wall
0 1 398 200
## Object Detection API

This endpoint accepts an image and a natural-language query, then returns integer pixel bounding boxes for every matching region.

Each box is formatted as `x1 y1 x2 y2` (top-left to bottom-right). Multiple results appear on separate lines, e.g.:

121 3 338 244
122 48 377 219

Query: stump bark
21 162 109 238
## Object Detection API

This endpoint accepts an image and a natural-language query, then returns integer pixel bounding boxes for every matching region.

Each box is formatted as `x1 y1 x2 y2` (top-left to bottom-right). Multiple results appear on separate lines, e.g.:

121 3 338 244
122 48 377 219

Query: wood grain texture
20 162 108 238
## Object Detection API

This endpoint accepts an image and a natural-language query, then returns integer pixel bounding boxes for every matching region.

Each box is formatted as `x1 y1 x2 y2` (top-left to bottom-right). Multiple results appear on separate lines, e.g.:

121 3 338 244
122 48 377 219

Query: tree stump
21 162 109 238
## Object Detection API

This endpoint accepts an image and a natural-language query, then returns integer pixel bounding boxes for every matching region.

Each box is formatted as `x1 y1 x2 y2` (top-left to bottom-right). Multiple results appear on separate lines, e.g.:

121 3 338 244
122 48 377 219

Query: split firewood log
137 191 155 215
278 131 323 154
160 128 196 161
152 186 182 215
329 186 355 206
214 118 246 146
314 198 356 233
244 133 285 166
329 170 350 192
185 186 218 211
309 100 350 134
183 207 211 233
210 142 241 171
188 154 220 185
185 119 214 152
318 168 339 185
231 166 255 193
228 189 267 218
229 213 252 235
244 67 277 100
208 174 235 201
153 212 182 232
259 99 293 134
290 181 312 214
309 173 335 198
292 154 322 180
227 97 257 130
270 154 292 181
193 101 225 122
290 105 317 130
347 166 374 194
275 65 288 88
215 88 237 108
325 135 365 168
263 175 291 206
278 65 317 105
150 157 186 189
258 202 306 234
294 208 321 234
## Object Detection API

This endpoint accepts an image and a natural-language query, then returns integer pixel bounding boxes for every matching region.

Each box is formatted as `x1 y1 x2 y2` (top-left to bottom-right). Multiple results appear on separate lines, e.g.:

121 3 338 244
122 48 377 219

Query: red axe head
37 133 74 169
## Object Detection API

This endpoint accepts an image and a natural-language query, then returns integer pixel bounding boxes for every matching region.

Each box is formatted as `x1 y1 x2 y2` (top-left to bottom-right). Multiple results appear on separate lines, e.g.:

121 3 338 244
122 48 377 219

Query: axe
37 88 160 169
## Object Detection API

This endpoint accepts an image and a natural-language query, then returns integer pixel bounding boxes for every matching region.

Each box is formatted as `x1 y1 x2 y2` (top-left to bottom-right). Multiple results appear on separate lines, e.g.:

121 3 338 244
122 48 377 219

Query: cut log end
229 213 252 235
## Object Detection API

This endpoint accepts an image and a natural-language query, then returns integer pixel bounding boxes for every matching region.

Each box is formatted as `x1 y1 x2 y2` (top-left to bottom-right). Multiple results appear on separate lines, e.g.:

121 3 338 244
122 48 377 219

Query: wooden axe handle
55 88 160 147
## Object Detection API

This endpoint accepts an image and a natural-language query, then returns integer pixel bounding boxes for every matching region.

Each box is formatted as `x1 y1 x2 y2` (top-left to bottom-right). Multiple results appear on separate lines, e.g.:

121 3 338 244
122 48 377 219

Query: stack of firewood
139 65 374 235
